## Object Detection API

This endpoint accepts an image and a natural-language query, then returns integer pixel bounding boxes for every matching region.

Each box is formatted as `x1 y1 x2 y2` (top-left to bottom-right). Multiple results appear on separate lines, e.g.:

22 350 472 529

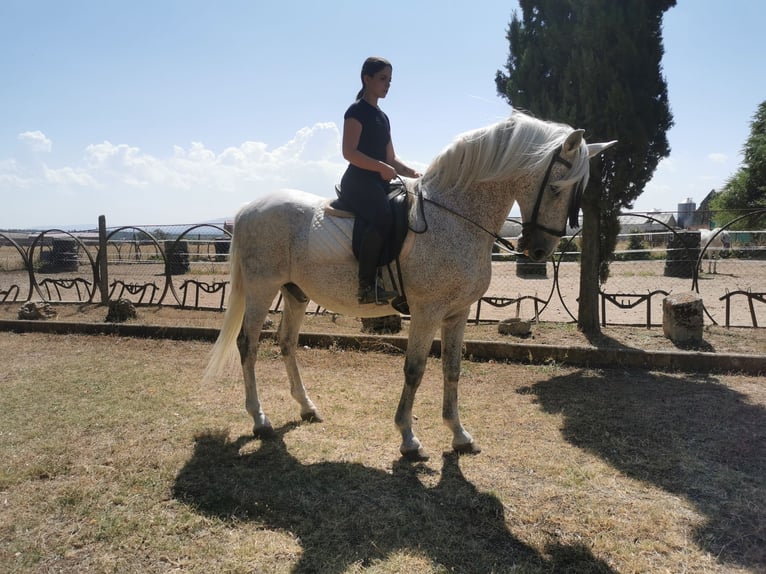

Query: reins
394 176 520 255
396 142 576 257
387 145 579 311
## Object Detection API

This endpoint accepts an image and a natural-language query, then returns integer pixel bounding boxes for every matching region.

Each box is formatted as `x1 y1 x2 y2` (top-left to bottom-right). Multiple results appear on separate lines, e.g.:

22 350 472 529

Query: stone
18 301 58 320
106 298 138 323
498 317 532 337
361 315 402 334
662 291 703 345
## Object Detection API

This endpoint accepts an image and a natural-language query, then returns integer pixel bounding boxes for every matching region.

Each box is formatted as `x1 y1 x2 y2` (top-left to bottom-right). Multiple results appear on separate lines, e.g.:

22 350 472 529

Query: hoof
453 442 481 456
301 411 324 423
401 446 430 462
253 425 276 440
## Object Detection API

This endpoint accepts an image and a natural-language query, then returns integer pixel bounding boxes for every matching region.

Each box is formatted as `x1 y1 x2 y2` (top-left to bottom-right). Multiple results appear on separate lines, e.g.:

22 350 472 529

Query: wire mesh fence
2 210 765 328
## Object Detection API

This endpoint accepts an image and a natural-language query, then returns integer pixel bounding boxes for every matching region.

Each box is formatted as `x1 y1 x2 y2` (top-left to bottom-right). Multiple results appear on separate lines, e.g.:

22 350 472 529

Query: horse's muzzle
517 231 554 262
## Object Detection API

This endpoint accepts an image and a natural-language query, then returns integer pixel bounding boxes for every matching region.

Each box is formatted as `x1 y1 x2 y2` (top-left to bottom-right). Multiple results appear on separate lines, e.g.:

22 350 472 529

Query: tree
495 0 674 334
710 100 766 228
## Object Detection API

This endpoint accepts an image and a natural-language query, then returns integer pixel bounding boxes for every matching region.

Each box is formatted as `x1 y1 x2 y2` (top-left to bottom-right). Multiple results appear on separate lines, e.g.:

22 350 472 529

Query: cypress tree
496 0 675 333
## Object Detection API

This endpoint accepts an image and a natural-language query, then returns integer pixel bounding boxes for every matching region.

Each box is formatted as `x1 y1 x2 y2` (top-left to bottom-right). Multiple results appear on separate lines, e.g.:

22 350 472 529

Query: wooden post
98 215 109 304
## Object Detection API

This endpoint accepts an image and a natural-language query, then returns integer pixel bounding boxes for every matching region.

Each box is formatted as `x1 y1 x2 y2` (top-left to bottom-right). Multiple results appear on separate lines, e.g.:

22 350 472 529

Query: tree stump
40 238 79 273
214 238 230 262
664 231 700 278
662 291 703 345
515 255 548 278
164 240 190 275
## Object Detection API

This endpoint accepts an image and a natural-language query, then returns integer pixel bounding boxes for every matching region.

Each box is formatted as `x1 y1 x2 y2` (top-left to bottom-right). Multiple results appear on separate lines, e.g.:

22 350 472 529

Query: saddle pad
323 199 355 219
307 209 357 264
319 185 419 265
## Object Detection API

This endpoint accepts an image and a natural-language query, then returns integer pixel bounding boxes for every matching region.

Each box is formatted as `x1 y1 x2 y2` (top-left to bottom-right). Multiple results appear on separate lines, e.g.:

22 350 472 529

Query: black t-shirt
344 99 391 165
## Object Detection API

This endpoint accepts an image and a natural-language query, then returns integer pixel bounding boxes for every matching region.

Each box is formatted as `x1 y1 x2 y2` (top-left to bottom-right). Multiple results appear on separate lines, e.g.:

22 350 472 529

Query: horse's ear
562 129 585 161
586 140 618 159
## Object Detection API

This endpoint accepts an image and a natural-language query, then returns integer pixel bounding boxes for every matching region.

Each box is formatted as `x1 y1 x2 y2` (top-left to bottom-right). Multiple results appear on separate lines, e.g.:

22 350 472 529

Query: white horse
699 227 731 274
205 111 616 460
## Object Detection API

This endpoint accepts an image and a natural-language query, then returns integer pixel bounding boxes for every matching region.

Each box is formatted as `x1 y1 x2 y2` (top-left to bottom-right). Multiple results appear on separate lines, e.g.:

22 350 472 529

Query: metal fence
2 210 765 328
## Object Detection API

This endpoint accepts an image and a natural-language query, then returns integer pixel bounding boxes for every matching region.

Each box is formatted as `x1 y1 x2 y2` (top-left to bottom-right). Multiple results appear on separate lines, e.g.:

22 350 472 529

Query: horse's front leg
441 308 480 455
396 313 438 461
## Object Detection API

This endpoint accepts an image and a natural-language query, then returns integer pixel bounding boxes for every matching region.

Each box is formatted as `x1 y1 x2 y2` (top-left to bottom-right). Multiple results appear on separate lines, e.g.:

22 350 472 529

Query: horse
699 227 731 274
205 111 616 461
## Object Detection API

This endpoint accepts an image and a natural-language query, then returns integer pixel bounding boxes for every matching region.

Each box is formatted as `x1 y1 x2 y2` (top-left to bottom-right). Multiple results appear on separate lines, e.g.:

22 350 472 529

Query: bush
616 230 651 261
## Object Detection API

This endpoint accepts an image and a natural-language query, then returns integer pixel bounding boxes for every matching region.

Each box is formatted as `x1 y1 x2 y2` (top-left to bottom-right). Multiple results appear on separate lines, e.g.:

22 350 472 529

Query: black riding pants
339 166 392 239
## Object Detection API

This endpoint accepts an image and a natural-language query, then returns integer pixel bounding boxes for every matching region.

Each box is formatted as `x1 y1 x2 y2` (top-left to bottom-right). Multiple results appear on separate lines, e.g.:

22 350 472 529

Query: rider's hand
378 163 397 181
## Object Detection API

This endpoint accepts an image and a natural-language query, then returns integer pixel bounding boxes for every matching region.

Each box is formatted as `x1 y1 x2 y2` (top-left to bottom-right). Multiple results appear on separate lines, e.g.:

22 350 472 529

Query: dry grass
1 331 764 573
2 302 765 355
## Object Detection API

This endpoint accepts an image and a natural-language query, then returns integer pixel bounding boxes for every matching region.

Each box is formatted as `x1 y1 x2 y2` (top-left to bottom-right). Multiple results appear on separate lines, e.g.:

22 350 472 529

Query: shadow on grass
524 371 766 569
581 330 633 351
173 424 616 574
582 327 718 353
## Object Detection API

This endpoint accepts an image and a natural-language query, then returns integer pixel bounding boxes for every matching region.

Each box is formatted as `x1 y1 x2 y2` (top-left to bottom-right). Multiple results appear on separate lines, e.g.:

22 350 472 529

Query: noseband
521 144 584 239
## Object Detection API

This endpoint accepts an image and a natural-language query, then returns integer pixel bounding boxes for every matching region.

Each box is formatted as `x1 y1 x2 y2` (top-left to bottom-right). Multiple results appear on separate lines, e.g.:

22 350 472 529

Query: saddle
326 182 415 314
327 182 412 267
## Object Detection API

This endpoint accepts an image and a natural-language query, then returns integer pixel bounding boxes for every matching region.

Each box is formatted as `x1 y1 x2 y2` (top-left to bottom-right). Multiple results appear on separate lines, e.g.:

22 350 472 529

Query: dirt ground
2 302 764 356
2 256 764 327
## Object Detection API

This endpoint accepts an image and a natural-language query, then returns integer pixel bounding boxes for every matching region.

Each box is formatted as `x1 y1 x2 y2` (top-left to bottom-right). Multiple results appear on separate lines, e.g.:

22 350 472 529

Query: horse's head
516 130 616 262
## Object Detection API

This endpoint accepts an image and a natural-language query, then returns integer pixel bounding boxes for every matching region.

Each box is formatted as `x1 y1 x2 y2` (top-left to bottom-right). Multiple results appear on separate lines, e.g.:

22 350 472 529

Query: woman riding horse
206 110 615 460
340 57 422 305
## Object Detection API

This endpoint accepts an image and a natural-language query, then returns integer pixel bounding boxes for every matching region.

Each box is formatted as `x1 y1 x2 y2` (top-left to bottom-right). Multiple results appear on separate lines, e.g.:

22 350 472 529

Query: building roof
619 213 677 227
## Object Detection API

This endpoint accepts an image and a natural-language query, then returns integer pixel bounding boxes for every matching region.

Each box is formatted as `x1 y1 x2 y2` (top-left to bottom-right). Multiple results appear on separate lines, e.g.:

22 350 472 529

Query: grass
0 332 764 573
4 302 766 355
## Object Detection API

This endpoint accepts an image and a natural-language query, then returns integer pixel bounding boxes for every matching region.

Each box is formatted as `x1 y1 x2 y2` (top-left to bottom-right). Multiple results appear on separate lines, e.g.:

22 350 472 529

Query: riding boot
357 229 398 305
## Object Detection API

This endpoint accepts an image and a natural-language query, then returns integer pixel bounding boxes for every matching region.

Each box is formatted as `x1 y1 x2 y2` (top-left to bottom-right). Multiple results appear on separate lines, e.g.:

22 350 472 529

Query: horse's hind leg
239 287 278 438
279 285 323 423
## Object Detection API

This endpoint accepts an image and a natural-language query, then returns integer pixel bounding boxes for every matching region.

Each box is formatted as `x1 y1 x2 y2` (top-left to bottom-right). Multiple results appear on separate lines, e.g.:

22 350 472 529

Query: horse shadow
583 327 716 353
173 424 616 573
523 370 766 569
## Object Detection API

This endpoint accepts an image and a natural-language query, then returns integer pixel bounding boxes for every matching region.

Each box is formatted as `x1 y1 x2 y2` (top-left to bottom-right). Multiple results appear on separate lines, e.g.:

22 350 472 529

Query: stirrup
357 280 398 305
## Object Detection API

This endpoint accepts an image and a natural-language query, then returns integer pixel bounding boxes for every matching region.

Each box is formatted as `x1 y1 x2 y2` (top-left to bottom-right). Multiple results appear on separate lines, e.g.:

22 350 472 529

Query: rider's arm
343 118 396 180
387 141 422 179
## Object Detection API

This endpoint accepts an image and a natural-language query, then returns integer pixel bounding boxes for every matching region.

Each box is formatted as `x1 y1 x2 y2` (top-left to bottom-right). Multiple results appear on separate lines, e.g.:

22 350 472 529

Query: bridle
403 143 584 255
521 144 584 240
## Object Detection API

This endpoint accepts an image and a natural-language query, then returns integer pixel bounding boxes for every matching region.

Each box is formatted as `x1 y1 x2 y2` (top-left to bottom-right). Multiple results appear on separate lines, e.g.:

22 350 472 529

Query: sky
1 0 764 229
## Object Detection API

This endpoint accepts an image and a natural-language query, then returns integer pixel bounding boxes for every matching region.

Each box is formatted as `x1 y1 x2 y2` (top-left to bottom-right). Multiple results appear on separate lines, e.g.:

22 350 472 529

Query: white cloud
276 122 341 161
655 156 679 174
43 165 97 187
18 130 52 153
707 152 728 164
0 123 347 228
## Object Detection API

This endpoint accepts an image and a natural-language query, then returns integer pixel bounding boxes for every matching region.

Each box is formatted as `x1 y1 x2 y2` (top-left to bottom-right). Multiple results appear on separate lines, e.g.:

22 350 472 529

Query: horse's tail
203 237 245 381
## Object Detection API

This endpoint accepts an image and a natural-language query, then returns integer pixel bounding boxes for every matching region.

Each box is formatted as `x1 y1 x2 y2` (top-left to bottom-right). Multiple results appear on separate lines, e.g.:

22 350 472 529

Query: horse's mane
422 111 590 193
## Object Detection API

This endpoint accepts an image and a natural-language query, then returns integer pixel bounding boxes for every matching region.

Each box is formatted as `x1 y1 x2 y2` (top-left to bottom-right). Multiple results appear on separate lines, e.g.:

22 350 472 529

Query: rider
340 56 422 305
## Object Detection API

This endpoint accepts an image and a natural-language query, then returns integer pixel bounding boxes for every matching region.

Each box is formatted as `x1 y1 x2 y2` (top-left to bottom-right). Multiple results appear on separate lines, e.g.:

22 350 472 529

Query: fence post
98 215 109 304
